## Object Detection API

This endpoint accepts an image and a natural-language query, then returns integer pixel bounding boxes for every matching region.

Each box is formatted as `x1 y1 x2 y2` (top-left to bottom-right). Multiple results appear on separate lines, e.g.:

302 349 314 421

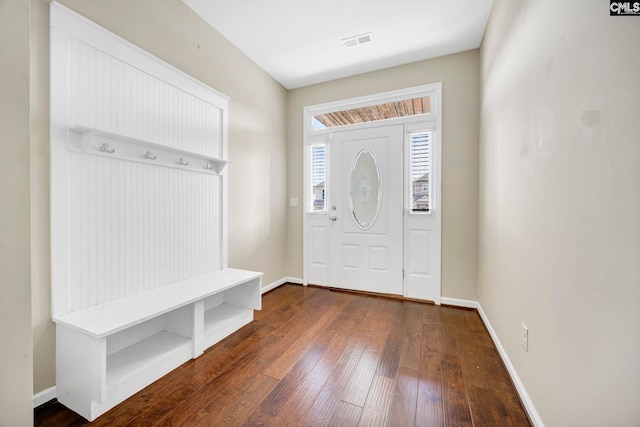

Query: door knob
330 215 337 221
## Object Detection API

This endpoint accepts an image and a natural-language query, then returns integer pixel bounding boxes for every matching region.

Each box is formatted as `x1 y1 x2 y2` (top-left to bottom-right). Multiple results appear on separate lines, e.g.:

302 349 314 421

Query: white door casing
303 83 442 303
329 125 404 294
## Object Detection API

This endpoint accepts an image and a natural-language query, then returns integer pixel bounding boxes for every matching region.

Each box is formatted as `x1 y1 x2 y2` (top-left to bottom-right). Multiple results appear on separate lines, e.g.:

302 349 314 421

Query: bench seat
54 268 263 338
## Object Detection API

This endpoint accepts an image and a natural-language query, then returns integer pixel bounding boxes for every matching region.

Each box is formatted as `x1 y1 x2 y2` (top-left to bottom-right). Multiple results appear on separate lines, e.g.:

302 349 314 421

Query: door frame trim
303 83 442 303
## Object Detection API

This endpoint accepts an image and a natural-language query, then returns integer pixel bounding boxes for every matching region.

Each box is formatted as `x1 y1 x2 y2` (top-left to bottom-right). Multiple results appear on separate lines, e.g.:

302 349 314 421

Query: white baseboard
440 296 479 309
285 276 304 285
476 303 545 427
438 296 543 426
261 277 303 294
33 385 56 408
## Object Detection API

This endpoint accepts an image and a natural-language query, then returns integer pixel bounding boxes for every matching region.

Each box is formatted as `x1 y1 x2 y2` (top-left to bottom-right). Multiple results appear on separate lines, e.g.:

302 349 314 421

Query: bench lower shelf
98 331 193 417
204 303 253 348
107 330 192 387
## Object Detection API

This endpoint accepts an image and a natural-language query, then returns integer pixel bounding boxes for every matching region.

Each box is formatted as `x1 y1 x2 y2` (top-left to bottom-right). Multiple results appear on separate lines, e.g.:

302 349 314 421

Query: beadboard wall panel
68 39 223 159
51 4 229 317
66 155 222 311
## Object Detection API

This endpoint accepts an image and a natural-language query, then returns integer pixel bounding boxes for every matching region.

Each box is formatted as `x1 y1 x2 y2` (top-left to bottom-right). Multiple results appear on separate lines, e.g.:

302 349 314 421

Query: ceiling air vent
342 32 373 48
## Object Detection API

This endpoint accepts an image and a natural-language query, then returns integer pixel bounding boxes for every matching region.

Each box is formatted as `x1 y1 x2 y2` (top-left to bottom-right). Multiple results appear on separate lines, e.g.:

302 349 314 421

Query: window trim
407 130 434 215
405 118 439 216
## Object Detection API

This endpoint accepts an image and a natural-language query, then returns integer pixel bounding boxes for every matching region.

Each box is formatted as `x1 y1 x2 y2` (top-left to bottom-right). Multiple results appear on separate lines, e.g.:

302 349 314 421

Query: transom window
312 96 431 130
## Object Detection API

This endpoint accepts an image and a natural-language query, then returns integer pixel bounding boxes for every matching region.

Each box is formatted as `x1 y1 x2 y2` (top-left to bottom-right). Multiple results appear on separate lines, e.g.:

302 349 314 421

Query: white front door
328 125 404 294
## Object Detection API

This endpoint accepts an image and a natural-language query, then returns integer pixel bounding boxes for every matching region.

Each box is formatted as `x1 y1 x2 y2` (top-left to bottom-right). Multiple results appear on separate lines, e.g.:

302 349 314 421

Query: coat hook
204 162 215 170
178 157 189 166
99 143 115 153
143 151 157 160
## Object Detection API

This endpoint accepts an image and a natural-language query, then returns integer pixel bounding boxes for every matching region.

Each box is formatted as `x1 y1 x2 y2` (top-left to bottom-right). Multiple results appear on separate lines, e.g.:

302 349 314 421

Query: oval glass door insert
349 148 381 229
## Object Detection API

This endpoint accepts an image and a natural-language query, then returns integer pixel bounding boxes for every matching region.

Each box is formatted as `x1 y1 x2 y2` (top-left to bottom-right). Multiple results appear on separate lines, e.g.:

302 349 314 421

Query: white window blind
309 144 326 212
410 132 431 212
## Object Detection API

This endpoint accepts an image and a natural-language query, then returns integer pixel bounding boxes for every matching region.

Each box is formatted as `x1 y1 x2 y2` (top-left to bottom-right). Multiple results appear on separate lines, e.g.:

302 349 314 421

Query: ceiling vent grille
342 32 373 48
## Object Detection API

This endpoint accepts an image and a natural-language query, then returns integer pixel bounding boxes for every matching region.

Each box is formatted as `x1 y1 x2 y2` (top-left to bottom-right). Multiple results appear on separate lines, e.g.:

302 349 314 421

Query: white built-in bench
53 268 262 421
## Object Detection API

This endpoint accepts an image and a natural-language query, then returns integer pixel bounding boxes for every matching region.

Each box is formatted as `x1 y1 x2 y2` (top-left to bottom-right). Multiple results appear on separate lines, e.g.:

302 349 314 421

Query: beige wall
286 50 480 300
0 0 34 424
31 0 288 395
31 0 54 397
479 0 640 425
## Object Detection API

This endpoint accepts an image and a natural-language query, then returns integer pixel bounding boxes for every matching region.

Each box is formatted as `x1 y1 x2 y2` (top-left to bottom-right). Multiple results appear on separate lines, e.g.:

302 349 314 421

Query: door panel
407 229 431 276
405 216 440 301
329 125 404 294
309 226 329 267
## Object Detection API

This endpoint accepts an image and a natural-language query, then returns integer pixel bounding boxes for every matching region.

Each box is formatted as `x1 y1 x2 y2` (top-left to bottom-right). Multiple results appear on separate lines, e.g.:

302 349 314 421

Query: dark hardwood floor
35 284 531 426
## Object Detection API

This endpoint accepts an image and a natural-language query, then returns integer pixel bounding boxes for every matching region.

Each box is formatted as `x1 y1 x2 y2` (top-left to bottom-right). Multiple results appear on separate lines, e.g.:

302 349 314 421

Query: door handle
330 215 337 222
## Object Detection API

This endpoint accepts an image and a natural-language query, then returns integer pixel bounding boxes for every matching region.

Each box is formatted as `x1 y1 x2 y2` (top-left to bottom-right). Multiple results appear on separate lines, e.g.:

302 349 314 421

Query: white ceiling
182 0 494 90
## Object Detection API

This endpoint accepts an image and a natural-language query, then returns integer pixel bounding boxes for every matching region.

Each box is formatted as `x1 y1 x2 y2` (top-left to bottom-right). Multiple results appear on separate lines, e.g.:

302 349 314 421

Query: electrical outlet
521 323 529 352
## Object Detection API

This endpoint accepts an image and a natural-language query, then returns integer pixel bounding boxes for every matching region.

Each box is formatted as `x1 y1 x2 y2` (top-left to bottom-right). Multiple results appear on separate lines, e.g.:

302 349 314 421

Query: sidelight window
308 144 327 212
409 131 432 212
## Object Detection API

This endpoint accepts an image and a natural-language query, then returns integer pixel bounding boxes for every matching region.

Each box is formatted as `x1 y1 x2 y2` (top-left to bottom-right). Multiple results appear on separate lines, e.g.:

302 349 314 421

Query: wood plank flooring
35 284 531 426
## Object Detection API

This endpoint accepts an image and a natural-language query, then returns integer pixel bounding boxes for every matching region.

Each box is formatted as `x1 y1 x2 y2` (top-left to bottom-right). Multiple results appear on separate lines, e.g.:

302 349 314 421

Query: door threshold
307 283 435 305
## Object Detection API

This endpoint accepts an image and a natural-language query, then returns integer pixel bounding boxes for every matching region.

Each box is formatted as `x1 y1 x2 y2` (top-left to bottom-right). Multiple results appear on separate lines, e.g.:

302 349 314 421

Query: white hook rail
68 125 228 175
